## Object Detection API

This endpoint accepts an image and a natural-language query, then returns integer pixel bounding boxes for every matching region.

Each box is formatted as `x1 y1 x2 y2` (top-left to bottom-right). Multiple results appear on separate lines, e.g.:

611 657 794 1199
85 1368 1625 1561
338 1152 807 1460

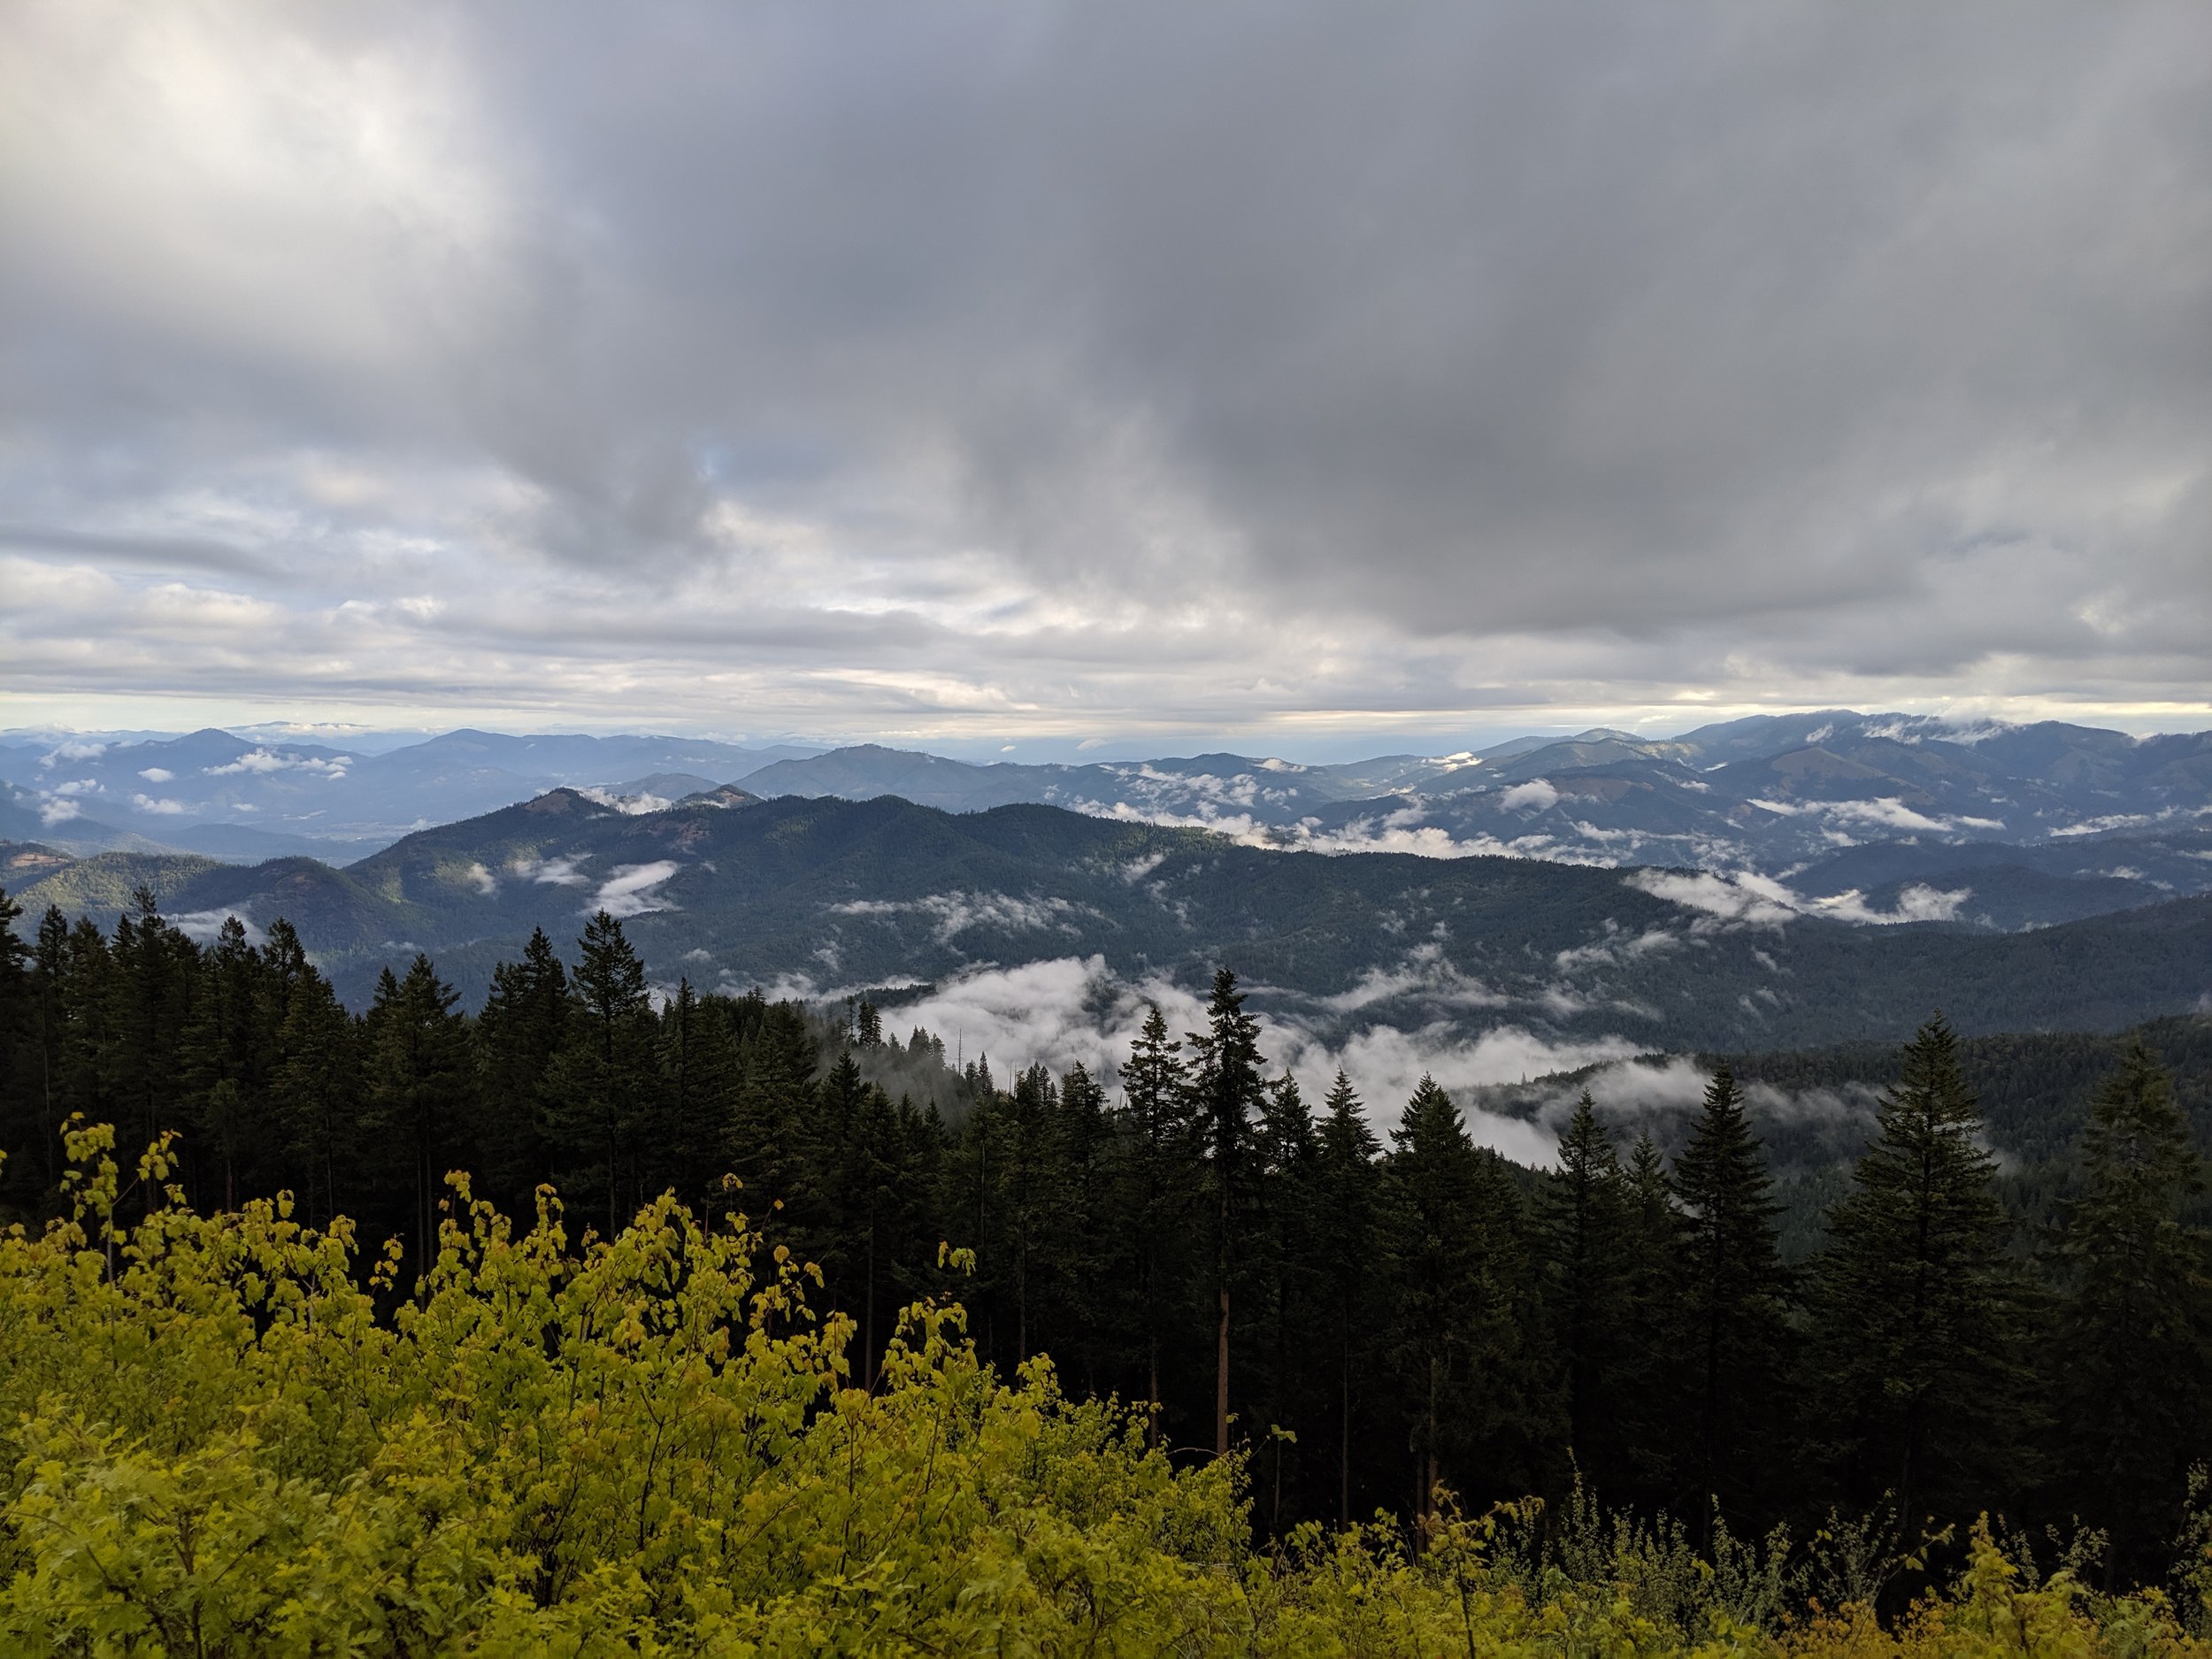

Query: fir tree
1380 1079 1486 1522
19 906 75 1198
1053 1064 1114 1396
1252 1070 1320 1531
476 926 572 1196
1540 1090 1632 1497
363 955 471 1278
1187 968 1265 1456
1615 1127 1682 1509
1670 1063 1791 1532
1810 1015 2032 1527
1111 1003 1199 1440
557 910 656 1233
2054 1041 2212 1580
995 1062 1065 1362
0 885 31 1217
270 965 357 1226
1313 1070 1381 1525
106 887 195 1213
181 915 270 1210
657 976 735 1202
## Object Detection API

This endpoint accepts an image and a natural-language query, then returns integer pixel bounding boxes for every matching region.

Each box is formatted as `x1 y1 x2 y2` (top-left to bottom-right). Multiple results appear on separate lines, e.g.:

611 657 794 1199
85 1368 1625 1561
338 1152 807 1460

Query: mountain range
8 784 2209 1059
0 727 816 854
11 712 2208 872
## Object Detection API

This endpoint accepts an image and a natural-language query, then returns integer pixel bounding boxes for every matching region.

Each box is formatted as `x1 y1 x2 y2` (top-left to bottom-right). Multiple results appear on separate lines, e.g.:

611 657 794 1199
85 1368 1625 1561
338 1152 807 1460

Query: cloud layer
850 953 1642 1163
4 3 2209 741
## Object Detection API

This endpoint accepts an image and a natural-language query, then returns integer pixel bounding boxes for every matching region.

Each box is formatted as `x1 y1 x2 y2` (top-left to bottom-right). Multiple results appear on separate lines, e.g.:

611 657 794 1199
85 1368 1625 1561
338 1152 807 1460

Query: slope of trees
3 882 2212 1608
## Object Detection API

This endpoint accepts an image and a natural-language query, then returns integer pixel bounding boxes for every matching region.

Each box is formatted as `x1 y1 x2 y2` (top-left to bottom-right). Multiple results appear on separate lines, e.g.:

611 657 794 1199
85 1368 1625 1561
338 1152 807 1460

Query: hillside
11 789 2211 1052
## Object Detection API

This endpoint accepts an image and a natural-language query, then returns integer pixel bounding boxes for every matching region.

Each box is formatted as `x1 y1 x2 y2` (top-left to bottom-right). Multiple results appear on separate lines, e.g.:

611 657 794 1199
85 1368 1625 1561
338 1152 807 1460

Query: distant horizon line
5 702 2212 770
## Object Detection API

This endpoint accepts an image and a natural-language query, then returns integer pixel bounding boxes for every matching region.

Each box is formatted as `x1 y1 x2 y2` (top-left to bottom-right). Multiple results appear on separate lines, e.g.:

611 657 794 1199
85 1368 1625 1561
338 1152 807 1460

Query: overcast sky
4 2 2208 756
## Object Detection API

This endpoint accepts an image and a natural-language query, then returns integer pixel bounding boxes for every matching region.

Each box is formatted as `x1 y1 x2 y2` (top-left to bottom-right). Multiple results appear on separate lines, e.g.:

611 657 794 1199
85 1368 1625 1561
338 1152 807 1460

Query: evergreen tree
1615 1128 1683 1509
106 887 196 1213
1382 1077 1549 1520
181 915 272 1210
15 905 76 1202
476 926 572 1198
727 995 820 1240
0 885 32 1218
1313 1071 1382 1525
1670 1064 1792 1532
1252 1070 1320 1531
1112 1003 1199 1441
556 910 657 1233
813 1049 890 1360
1187 968 1265 1456
995 1062 1066 1363
1052 1064 1114 1396
1540 1090 1633 1498
1810 1015 2032 1528
269 964 357 1226
2053 1041 2212 1581
363 956 472 1278
58 917 116 1134
657 977 735 1201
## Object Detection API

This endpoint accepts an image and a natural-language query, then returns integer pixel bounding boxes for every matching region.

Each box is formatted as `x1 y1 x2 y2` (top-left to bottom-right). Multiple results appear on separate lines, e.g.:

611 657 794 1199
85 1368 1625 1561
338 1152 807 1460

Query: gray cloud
3 1 2208 740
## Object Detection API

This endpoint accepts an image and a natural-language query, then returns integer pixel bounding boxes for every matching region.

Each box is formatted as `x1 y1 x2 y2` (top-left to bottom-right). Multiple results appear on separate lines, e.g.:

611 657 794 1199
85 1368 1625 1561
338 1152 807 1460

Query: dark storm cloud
2 1 2208 735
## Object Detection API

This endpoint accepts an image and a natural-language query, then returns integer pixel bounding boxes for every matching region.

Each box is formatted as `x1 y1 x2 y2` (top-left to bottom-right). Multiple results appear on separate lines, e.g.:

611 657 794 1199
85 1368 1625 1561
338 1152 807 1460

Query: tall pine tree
2053 1041 2212 1581
476 926 572 1199
1187 968 1265 1456
1670 1063 1791 1532
363 955 471 1279
1112 1003 1198 1442
1381 1077 1551 1520
1811 1015 2032 1528
556 910 656 1233
1313 1070 1382 1525
1540 1090 1633 1499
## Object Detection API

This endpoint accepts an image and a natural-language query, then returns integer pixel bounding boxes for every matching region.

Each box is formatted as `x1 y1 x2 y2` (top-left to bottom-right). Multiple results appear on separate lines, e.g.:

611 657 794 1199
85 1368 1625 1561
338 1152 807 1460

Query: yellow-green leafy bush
0 1123 2204 1657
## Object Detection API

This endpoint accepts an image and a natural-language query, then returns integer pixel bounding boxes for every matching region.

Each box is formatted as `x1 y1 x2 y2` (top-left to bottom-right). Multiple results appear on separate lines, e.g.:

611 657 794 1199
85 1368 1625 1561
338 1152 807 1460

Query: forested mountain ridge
727 711 2212 876
7 788 2212 1054
11 712 2210 897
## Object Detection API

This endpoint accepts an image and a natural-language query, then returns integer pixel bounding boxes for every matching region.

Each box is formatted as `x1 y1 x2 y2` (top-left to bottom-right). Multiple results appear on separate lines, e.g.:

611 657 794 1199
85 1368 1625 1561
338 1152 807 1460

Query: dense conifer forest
4 879 2212 1649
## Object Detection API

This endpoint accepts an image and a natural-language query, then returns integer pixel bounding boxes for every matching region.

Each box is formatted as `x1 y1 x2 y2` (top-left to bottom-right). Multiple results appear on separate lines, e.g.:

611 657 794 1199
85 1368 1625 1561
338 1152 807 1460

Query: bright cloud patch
1499 779 1560 812
1626 869 1800 926
165 908 265 946
510 855 591 887
576 787 674 815
1317 942 1508 1014
204 749 351 778
594 860 680 918
1812 883 1973 925
1628 869 1972 928
830 891 1091 945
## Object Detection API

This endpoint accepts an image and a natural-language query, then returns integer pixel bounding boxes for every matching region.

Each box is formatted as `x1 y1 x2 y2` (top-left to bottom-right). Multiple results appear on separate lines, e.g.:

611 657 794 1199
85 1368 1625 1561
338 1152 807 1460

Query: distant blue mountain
4 714 2208 910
